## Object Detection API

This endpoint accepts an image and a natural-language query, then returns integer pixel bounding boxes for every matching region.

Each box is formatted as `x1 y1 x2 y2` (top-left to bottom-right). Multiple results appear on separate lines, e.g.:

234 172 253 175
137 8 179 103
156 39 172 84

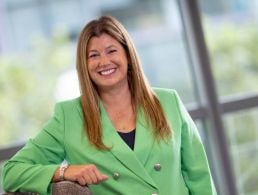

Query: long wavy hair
76 16 172 149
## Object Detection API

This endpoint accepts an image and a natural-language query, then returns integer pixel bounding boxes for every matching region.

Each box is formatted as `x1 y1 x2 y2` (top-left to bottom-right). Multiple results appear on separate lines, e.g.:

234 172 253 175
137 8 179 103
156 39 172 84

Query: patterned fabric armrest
52 181 92 195
2 181 92 195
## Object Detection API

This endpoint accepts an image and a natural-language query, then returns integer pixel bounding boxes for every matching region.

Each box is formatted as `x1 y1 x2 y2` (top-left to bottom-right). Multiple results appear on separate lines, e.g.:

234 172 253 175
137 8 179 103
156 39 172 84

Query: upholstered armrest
2 181 92 195
52 181 92 195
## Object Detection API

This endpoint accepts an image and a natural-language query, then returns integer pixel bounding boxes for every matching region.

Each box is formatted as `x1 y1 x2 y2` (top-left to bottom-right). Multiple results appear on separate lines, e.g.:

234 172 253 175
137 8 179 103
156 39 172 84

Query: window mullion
177 0 238 194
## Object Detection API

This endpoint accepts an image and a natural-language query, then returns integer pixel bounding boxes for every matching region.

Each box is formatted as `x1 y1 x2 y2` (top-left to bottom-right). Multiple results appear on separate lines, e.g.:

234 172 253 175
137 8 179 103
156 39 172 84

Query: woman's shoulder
152 87 183 108
153 87 178 98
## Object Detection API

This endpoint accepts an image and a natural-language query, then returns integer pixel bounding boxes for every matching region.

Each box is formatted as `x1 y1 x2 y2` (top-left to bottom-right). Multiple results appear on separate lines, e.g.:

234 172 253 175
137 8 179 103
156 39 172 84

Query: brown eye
108 49 117 54
88 53 99 58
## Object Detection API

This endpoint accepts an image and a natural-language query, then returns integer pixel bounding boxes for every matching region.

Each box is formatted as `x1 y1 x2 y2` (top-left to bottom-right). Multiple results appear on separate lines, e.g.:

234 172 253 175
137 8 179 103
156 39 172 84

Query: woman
3 16 217 195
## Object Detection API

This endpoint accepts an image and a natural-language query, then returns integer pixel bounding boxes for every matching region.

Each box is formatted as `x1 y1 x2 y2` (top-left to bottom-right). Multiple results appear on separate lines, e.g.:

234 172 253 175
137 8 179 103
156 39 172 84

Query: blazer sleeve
2 102 66 195
174 92 217 195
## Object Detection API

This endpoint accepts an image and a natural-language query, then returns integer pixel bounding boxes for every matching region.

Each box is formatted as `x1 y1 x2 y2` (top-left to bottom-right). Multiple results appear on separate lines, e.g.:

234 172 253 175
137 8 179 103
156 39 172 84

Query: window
198 0 258 194
199 0 258 97
2 0 257 194
0 0 197 148
223 109 258 194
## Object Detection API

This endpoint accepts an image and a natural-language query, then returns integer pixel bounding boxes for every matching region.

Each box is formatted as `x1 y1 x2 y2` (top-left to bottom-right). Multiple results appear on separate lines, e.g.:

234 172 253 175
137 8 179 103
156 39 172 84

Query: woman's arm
3 103 66 195
52 164 108 185
174 92 217 195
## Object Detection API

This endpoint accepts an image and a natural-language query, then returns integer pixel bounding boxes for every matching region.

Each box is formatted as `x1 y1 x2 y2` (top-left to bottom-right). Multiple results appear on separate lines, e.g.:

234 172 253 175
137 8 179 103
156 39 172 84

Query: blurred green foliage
205 22 258 194
205 23 258 96
0 33 72 146
224 109 258 194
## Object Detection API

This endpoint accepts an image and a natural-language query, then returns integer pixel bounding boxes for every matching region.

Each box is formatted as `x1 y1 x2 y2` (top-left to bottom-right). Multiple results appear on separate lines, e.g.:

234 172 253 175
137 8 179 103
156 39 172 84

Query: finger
92 169 108 183
83 174 93 185
87 165 106 183
87 168 98 184
77 176 87 186
101 174 109 180
93 168 104 181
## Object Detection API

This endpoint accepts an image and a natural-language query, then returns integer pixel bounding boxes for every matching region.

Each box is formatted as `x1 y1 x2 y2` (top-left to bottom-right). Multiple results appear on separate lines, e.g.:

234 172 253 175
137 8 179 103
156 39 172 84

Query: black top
118 129 136 150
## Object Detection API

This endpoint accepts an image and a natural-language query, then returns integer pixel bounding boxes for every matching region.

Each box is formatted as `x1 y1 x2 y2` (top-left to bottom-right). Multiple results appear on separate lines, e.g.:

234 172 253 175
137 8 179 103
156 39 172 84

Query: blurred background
0 0 258 194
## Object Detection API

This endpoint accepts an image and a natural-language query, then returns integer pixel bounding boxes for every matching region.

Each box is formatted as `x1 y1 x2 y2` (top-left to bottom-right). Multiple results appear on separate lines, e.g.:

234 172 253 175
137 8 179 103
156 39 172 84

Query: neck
99 83 136 132
99 83 132 109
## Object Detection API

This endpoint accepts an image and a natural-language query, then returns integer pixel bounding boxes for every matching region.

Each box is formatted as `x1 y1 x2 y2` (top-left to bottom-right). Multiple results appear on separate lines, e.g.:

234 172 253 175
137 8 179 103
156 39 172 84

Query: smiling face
87 33 129 92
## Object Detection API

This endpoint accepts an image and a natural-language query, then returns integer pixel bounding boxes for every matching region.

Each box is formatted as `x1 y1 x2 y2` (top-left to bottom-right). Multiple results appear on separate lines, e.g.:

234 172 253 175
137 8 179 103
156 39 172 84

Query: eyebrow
88 49 98 53
106 45 117 49
88 45 117 53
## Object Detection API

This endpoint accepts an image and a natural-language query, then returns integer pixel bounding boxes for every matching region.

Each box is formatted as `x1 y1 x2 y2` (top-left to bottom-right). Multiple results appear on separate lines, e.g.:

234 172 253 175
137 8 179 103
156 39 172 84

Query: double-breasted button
113 172 120 180
154 163 161 171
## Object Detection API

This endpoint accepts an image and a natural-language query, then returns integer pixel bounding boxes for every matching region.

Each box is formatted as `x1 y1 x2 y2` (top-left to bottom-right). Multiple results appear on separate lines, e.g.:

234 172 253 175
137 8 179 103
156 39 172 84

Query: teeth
100 68 115 75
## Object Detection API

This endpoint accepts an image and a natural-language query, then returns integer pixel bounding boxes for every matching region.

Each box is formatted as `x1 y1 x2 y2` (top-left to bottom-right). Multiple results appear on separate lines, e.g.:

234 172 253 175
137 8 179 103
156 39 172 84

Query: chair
2 181 92 195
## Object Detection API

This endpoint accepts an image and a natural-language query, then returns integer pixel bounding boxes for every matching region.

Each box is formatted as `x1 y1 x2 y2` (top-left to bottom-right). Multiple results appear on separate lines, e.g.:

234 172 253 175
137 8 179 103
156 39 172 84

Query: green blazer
3 88 217 195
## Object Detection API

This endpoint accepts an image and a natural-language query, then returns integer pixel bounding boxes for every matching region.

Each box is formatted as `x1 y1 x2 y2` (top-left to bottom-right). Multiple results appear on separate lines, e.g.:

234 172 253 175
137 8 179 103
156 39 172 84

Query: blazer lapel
99 102 157 189
134 107 155 167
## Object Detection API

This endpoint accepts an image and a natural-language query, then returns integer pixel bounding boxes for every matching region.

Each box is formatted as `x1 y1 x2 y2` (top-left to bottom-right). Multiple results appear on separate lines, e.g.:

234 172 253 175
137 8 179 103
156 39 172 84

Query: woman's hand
53 164 108 185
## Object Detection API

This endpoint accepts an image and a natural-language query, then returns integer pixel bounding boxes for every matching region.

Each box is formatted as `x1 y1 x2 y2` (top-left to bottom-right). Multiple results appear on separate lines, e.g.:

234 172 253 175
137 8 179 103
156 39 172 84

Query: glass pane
6 5 44 50
0 0 197 150
6 0 37 7
99 0 196 103
223 109 258 194
48 0 82 31
198 0 258 97
0 3 73 147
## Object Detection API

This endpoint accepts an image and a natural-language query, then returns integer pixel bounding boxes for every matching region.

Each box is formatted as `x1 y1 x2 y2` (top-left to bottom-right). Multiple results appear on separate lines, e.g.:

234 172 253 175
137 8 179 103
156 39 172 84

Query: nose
99 53 109 67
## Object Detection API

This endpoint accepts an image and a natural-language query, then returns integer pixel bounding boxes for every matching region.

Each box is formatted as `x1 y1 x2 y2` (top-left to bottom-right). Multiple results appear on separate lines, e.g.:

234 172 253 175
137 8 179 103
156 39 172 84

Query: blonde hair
76 16 171 149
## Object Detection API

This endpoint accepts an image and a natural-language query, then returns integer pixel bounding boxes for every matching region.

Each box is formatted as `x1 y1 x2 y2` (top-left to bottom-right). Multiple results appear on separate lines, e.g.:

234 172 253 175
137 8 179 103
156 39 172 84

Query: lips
98 68 116 76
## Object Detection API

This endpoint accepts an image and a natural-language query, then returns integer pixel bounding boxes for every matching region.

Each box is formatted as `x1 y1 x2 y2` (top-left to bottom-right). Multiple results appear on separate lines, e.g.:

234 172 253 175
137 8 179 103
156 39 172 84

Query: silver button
113 172 120 180
154 163 161 171
152 193 158 195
